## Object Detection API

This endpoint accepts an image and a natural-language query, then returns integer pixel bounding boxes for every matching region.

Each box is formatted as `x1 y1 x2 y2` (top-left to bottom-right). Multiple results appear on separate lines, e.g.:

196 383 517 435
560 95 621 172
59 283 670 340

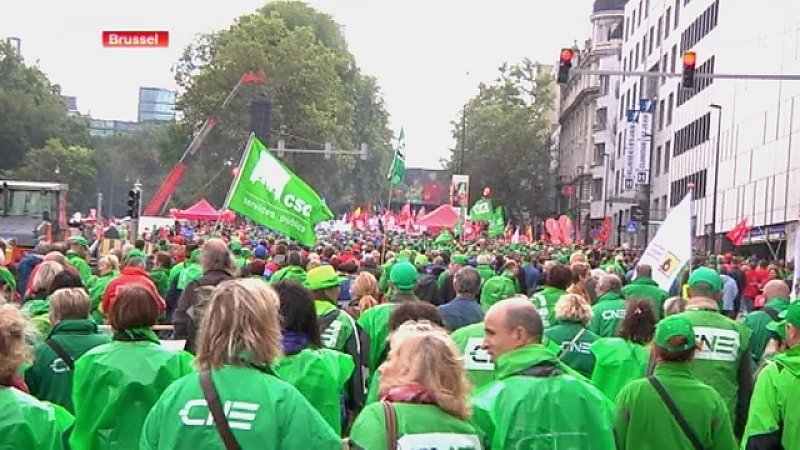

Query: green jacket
622 276 669 318
476 264 495 285
530 287 568 328
590 337 650 402
270 265 307 284
470 344 615 449
177 262 203 290
743 298 790 365
0 387 65 449
357 301 404 373
70 332 195 449
589 291 627 338
480 273 517 313
451 322 496 391
615 363 736 450
67 251 93 285
379 261 396 293
148 268 170 298
544 320 599 379
168 262 185 286
21 299 52 340
24 319 110 413
350 402 482 450
88 271 117 324
680 307 752 430
140 365 342 450
743 344 800 449
273 347 354 435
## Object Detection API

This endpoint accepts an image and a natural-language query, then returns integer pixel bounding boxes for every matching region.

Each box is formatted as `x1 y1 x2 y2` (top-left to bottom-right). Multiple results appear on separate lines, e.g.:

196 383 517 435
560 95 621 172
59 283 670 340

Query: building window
595 108 608 131
680 0 719 53
617 131 623 158
664 140 671 172
655 145 662 175
673 113 712 156
635 43 640 67
645 0 650 17
674 0 680 29
592 178 604 199
615 170 621 195
594 143 606 165
625 17 630 40
670 169 708 205
648 27 655 55
638 1 643 25
661 54 668 85
657 17 663 46
665 8 672 38
659 99 665 130
670 45 677 73
667 93 674 124
633 10 637 30
600 75 610 95
633 83 639 107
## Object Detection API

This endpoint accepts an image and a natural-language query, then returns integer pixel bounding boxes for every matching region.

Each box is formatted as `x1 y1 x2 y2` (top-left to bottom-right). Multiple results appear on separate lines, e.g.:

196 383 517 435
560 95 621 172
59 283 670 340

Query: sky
2 0 593 169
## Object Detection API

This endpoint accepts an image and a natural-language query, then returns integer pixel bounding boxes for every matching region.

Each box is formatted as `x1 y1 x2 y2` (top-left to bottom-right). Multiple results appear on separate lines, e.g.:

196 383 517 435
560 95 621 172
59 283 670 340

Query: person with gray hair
438 266 484 332
589 274 628 338
470 297 615 448
173 238 236 354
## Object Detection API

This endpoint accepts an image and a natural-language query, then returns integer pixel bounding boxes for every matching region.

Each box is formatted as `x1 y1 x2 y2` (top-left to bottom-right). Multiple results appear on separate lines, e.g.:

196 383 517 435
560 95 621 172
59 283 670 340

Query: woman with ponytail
344 272 379 320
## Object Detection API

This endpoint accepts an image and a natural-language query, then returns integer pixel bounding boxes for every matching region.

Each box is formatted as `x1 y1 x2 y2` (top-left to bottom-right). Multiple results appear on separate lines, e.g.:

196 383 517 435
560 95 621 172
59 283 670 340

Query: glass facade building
89 119 141 137
138 87 176 123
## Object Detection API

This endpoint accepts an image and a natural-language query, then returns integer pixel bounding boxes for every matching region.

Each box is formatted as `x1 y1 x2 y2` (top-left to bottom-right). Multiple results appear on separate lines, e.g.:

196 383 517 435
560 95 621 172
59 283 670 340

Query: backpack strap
763 307 781 322
382 401 398 450
317 309 340 333
46 339 74 371
648 376 704 450
199 370 241 450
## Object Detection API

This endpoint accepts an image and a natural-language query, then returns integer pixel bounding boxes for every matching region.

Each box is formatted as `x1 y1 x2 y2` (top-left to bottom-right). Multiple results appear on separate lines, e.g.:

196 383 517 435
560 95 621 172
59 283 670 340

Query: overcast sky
2 0 593 169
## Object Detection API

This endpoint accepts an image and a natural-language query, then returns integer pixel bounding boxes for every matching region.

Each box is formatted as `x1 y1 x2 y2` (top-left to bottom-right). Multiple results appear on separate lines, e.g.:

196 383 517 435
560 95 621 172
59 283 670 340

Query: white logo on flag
249 148 292 202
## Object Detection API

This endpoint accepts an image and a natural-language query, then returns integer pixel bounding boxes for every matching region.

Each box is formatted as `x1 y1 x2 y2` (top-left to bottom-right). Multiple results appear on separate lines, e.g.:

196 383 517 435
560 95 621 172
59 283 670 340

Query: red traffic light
682 51 697 67
560 48 574 63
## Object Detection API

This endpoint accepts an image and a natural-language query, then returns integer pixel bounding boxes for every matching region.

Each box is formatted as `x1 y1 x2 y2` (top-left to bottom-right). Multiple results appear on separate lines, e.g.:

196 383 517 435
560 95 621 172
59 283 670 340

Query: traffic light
127 189 141 218
557 48 574 84
681 51 697 89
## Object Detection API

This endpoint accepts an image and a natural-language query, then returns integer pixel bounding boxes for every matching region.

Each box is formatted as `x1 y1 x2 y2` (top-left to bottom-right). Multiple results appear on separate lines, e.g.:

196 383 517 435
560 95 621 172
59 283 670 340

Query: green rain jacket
24 319 110 413
742 344 800 449
67 251 93 285
451 322 496 391
544 320 599 379
357 301 405 373
168 261 185 287
21 299 52 340
480 273 517 313
470 344 615 449
530 287 568 328
88 271 117 324
476 264 495 285
743 298 790 364
0 387 65 450
680 307 752 431
148 268 170 298
589 291 627 338
274 347 355 435
621 276 669 318
615 363 736 450
177 262 203 290
70 330 195 449
270 265 307 284
590 337 650 402
379 261 396 293
350 402 482 450
140 365 342 450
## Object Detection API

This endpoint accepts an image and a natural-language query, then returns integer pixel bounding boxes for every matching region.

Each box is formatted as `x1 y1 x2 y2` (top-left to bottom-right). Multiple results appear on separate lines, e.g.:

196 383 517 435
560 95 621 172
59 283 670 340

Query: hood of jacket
595 291 624 304
764 297 790 311
775 344 800 375
495 344 574 379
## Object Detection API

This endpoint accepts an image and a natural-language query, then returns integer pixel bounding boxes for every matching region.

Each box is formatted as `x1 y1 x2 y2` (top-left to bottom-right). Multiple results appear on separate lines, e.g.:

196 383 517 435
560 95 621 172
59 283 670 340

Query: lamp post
710 104 723 253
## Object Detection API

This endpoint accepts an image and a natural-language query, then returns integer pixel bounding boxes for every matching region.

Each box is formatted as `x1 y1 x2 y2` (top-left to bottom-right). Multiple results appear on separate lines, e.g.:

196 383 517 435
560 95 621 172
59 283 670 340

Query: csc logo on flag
658 252 681 277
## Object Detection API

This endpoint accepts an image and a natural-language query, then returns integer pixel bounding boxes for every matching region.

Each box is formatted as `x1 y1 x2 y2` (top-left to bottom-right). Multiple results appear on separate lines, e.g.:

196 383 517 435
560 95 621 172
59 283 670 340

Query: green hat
126 249 146 261
396 250 412 263
0 267 16 291
654 315 696 352
414 254 429 267
688 267 722 293
390 261 419 291
767 301 800 341
452 255 468 265
304 265 343 291
69 236 90 249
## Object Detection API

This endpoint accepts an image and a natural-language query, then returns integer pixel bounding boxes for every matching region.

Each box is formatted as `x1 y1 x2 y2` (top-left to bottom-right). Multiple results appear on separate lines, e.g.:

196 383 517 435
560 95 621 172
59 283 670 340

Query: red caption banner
102 31 169 48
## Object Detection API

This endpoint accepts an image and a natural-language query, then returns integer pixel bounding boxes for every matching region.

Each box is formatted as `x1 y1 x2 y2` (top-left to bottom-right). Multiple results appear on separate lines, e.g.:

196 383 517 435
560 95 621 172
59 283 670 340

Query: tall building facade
556 0 625 240
614 0 800 256
138 87 176 123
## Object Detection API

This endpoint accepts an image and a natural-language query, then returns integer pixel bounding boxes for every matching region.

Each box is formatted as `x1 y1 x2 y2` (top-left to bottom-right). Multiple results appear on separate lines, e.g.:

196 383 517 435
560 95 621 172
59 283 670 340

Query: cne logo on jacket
179 399 259 430
694 326 740 362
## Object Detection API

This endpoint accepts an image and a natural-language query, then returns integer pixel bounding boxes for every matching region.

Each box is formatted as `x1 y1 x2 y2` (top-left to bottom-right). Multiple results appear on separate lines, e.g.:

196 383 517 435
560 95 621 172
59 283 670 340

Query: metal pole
96 192 103 222
710 104 722 254
460 104 467 174
602 153 610 218
570 69 800 81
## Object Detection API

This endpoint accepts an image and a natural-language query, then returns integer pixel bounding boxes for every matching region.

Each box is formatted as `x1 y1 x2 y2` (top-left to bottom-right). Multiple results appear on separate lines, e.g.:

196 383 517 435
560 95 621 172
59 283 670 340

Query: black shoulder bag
46 339 74 370
648 376 705 450
199 370 241 450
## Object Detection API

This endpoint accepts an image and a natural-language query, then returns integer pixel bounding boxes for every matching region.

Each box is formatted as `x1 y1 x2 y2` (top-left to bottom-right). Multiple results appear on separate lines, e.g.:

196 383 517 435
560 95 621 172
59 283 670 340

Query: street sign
626 220 639 234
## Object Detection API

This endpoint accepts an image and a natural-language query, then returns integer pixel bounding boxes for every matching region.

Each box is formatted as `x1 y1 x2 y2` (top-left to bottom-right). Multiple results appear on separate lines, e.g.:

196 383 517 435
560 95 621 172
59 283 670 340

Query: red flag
726 217 750 246
240 72 266 84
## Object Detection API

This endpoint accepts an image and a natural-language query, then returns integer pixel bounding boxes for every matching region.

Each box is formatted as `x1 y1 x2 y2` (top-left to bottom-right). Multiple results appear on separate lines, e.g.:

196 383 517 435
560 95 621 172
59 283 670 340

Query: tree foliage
449 58 556 222
171 1 393 212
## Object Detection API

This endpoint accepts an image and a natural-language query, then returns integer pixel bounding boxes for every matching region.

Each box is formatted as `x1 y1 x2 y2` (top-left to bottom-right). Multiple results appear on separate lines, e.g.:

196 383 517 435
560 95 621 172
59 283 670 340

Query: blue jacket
17 254 42 295
438 296 484 332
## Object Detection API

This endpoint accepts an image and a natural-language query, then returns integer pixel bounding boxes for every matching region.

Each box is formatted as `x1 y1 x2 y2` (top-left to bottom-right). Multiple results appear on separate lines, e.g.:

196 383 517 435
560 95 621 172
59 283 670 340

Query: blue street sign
624 179 634 190
639 98 655 113
626 220 639 234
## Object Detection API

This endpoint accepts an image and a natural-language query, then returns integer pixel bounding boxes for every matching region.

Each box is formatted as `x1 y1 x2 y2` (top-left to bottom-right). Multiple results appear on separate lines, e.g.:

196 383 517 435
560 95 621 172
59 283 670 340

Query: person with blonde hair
567 262 593 304
348 321 482 449
88 255 119 323
544 293 600 378
25 260 64 303
141 279 341 449
70 285 194 449
24 288 109 413
0 304 66 449
343 271 379 319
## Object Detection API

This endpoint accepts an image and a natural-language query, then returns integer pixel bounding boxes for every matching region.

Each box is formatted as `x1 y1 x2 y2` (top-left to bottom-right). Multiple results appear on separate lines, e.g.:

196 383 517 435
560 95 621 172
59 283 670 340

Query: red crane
143 72 266 216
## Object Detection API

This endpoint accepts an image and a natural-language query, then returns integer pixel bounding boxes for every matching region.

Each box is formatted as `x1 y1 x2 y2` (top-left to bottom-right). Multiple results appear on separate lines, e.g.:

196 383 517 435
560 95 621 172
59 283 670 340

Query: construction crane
143 72 266 216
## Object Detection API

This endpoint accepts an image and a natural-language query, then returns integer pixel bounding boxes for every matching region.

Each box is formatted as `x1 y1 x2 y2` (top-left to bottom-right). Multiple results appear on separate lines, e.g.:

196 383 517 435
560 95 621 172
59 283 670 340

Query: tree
6 139 97 211
0 42 89 171
170 1 392 211
449 58 556 222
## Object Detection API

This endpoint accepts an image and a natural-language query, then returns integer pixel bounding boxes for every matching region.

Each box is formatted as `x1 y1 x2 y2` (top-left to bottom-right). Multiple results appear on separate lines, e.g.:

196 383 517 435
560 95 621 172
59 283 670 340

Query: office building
6 37 20 54
89 119 141 137
138 87 176 123
62 96 80 117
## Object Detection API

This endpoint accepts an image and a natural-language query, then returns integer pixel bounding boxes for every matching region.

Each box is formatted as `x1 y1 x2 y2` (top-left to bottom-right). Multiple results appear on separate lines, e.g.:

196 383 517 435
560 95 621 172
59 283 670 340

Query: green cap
396 250 412 262
767 301 800 341
414 254 429 267
69 236 90 249
654 315 696 352
126 249 146 261
452 255 468 265
0 267 16 291
390 261 419 291
304 265 343 291
688 267 722 293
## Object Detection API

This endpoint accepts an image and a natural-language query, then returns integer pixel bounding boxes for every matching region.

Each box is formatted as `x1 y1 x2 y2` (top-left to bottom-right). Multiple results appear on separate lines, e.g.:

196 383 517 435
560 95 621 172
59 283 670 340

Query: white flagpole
214 133 255 234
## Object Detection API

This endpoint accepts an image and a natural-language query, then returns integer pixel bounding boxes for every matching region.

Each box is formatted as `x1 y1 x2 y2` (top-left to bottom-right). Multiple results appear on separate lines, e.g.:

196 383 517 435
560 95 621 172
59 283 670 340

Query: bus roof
0 180 68 191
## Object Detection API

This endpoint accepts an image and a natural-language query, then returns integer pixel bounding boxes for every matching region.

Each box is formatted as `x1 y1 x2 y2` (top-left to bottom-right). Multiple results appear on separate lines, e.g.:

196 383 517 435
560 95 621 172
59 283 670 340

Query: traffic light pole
569 69 800 81
273 140 368 160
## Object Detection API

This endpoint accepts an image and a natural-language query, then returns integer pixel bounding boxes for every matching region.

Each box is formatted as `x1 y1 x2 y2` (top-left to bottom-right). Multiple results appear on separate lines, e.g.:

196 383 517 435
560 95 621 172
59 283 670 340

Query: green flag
227 136 333 246
488 207 505 238
387 128 406 185
470 199 493 222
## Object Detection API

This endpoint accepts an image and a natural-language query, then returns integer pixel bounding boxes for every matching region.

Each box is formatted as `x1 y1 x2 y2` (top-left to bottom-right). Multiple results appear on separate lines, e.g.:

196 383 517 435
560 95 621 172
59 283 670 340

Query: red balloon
232 166 240 177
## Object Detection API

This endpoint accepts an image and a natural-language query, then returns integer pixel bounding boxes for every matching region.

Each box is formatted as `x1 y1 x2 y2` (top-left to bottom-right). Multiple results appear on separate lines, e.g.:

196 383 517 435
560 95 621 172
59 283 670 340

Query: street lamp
710 104 722 253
